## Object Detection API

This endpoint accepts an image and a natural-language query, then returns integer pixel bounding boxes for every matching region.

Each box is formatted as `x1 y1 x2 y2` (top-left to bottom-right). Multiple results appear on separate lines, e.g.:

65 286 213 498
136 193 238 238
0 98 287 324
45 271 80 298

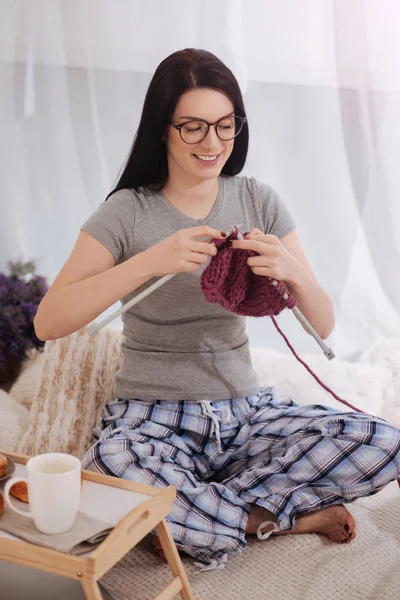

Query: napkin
0 499 113 555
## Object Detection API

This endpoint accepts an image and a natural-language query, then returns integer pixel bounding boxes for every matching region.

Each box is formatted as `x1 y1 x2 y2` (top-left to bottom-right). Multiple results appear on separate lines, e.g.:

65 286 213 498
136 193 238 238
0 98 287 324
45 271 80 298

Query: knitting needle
238 228 335 360
86 273 176 337
293 307 335 360
86 225 237 337
269 280 335 360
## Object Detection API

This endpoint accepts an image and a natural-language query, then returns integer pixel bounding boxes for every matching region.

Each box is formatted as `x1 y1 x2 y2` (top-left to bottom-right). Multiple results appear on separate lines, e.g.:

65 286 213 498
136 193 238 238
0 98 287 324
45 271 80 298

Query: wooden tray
0 451 195 600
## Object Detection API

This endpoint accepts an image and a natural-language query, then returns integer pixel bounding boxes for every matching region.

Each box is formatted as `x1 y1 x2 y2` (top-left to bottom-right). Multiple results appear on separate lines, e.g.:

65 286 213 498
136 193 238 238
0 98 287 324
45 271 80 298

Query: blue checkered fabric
81 388 400 565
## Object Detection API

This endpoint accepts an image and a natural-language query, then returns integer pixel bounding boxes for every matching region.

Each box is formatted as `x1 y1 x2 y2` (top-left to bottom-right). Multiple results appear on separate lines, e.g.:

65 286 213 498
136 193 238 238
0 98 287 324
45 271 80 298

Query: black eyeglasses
169 115 247 144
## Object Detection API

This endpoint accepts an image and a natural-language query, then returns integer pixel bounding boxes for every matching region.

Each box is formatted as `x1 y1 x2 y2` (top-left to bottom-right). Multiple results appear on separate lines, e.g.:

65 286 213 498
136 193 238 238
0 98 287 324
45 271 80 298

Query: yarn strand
269 316 362 412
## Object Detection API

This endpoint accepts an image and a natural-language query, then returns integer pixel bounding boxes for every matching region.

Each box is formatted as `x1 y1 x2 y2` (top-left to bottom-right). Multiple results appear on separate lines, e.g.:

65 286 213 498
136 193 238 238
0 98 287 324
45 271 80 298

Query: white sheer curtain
1 0 399 358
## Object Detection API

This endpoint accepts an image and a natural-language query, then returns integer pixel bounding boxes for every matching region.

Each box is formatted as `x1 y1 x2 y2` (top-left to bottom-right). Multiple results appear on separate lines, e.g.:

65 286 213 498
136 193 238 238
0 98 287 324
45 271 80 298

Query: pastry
8 472 83 504
0 493 4 517
10 481 29 503
0 453 7 478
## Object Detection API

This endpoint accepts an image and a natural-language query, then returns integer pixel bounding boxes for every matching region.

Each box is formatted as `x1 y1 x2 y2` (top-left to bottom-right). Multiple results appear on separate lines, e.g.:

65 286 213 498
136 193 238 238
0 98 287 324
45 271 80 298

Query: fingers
186 252 209 265
247 255 278 268
246 253 279 278
190 225 227 240
191 241 218 257
182 261 202 272
247 257 280 278
244 232 279 244
250 266 275 277
244 227 263 237
230 238 279 256
180 253 208 273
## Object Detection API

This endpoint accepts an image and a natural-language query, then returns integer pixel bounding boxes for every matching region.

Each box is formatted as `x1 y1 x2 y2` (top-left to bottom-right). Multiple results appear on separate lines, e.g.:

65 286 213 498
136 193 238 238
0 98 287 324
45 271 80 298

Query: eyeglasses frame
168 115 247 144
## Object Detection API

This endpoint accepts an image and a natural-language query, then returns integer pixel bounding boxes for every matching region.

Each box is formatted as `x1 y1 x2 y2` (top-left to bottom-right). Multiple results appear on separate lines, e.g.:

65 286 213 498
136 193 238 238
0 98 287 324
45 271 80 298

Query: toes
343 520 356 540
343 524 351 540
345 512 356 536
328 530 348 543
339 510 356 540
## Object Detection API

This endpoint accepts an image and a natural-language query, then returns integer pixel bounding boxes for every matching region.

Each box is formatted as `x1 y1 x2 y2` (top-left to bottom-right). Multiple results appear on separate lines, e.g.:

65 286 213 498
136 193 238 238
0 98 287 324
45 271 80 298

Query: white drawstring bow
200 401 230 453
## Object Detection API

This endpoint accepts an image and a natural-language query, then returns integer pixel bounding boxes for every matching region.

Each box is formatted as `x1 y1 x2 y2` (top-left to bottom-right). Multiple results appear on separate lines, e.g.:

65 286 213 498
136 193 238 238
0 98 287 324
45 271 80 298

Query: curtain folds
1 0 399 356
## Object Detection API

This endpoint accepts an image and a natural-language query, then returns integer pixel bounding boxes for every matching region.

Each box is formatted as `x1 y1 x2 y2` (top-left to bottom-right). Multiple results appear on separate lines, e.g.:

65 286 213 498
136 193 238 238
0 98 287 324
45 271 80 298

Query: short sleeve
255 179 296 238
81 189 135 262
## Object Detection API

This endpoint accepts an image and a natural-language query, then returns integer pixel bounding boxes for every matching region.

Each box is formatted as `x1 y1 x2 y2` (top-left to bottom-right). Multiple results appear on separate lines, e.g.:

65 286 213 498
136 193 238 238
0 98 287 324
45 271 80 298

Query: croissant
10 481 29 503
0 453 7 478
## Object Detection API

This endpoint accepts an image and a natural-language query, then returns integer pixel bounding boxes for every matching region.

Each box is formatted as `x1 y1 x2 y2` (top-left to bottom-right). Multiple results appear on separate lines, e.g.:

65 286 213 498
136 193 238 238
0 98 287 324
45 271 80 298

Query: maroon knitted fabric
201 227 296 317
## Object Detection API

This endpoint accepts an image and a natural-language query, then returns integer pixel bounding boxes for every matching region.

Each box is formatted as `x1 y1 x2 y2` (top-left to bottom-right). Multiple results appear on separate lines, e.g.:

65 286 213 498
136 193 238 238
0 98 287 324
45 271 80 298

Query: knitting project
200 227 296 317
201 226 362 414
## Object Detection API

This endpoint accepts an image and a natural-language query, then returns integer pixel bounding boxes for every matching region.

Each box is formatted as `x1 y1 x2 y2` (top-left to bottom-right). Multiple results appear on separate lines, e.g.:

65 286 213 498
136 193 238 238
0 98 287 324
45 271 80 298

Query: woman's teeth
194 154 219 162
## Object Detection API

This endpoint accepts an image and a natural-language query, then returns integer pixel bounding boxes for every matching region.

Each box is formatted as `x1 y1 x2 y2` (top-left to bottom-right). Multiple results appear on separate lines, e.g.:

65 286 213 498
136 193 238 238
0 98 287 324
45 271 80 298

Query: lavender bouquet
0 261 48 383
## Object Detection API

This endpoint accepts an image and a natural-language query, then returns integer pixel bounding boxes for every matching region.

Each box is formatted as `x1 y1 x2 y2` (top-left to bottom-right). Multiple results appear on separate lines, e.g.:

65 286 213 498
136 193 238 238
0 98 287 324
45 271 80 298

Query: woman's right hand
138 225 227 277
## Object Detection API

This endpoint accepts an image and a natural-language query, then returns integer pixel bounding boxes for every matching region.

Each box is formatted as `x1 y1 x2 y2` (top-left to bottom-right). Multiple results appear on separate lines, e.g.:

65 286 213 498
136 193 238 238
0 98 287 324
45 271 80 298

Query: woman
34 48 400 569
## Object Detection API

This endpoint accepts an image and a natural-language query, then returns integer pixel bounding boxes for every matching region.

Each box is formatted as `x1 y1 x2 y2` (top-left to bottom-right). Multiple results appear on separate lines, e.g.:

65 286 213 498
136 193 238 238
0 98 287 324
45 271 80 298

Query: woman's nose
201 125 220 147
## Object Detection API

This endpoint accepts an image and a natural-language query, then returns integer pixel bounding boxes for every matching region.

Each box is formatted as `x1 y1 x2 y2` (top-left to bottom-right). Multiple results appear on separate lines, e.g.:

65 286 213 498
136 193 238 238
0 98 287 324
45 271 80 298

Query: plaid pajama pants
81 387 400 566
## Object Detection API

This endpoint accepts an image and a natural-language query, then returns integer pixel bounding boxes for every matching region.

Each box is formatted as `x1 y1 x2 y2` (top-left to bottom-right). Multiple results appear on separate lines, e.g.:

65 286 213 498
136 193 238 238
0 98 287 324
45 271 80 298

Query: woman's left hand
229 228 300 283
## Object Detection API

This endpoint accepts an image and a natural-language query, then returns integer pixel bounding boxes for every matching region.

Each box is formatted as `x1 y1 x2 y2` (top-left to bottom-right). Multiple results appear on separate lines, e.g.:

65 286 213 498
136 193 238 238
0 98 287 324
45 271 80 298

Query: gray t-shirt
81 175 295 402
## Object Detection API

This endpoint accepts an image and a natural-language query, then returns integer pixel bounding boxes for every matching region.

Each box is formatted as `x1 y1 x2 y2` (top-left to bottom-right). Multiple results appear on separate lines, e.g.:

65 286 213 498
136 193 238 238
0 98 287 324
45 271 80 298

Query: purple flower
0 262 49 368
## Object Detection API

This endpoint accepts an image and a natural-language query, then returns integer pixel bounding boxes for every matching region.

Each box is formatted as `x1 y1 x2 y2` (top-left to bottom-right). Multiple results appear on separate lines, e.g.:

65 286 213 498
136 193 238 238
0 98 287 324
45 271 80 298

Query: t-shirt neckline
157 176 225 225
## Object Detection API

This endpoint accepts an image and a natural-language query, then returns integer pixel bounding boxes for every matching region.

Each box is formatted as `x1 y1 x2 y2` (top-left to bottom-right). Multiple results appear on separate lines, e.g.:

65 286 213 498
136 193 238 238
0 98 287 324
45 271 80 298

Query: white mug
4 453 81 535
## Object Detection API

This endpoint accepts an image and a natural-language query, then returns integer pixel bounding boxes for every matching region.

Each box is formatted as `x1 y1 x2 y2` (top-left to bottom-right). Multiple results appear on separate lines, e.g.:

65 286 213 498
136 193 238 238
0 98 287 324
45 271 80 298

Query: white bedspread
101 480 400 600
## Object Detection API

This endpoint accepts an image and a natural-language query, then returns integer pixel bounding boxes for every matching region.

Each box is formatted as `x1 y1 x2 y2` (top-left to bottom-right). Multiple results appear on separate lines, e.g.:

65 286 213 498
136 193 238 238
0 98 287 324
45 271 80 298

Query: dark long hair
107 48 248 198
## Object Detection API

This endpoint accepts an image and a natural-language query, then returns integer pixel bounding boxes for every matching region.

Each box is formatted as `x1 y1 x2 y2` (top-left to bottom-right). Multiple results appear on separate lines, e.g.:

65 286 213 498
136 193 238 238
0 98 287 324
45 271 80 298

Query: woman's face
165 88 235 184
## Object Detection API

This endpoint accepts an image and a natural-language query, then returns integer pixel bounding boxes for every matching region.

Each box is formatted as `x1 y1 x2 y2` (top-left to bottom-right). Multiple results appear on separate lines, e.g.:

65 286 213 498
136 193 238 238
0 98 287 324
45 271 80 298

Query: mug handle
4 477 33 519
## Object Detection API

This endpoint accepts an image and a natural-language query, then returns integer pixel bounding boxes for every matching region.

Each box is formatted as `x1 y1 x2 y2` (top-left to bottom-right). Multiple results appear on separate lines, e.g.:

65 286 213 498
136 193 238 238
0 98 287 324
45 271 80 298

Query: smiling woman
163 88 239 217
33 47 400 572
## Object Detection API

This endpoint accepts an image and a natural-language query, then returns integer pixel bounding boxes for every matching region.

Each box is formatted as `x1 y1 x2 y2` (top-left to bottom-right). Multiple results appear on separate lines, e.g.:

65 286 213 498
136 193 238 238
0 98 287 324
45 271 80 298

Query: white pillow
358 337 400 427
0 389 30 451
9 351 45 410
250 348 393 420
17 328 122 458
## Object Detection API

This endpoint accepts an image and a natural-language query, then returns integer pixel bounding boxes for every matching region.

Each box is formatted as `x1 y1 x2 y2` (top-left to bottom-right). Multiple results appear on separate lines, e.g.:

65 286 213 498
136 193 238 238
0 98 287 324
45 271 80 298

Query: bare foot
152 535 166 561
248 504 356 544
277 505 356 544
